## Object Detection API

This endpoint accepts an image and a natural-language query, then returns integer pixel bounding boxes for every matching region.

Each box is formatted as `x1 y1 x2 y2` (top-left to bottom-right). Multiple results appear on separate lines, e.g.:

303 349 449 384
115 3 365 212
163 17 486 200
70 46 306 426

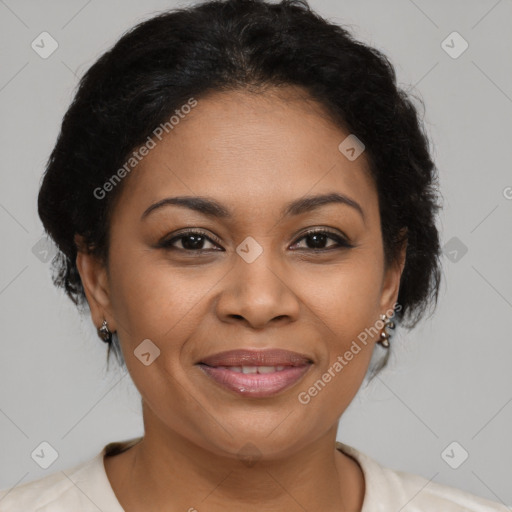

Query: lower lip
198 364 311 398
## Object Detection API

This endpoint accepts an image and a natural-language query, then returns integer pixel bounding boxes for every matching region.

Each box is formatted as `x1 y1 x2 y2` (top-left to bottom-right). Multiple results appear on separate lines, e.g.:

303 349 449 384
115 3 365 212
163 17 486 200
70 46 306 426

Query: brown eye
290 229 352 251
159 230 222 251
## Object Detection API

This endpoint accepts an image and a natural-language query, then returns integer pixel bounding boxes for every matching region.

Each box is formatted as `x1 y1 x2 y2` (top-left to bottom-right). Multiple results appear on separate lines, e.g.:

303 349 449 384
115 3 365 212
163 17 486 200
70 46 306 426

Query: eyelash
159 228 353 253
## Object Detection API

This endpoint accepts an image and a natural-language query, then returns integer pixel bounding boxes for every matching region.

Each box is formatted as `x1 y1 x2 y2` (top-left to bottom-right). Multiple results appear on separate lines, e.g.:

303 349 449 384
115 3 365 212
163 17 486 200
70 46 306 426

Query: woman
0 0 507 510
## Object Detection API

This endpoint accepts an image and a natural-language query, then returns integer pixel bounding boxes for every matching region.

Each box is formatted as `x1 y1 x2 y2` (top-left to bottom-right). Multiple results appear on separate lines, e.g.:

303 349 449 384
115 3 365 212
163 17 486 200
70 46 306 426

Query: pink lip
198 364 311 398
199 349 313 367
197 349 313 398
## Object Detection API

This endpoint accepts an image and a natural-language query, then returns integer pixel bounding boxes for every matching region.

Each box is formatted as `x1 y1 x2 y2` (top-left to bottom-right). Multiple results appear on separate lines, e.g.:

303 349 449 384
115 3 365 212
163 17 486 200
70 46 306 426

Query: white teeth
221 365 288 374
257 366 277 374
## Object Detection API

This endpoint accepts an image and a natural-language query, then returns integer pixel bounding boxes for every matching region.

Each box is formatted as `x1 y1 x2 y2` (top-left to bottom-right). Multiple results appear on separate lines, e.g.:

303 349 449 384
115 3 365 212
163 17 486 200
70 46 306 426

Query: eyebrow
140 192 365 223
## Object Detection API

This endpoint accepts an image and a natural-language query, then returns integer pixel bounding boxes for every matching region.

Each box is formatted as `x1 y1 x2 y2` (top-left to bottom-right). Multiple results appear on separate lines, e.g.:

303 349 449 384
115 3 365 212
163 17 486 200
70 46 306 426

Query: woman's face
78 87 405 459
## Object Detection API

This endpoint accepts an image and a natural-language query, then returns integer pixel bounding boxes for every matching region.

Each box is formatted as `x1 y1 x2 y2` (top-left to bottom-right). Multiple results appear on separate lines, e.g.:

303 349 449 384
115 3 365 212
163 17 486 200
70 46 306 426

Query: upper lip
199 349 313 367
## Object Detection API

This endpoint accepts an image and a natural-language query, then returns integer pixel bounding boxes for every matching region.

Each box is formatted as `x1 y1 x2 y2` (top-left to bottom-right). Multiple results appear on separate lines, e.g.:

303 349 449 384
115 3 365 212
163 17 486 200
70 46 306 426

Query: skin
76 86 407 511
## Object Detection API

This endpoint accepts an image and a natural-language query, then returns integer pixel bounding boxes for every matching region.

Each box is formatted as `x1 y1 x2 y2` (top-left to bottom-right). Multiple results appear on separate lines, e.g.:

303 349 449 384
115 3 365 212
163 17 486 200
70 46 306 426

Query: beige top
0 437 508 511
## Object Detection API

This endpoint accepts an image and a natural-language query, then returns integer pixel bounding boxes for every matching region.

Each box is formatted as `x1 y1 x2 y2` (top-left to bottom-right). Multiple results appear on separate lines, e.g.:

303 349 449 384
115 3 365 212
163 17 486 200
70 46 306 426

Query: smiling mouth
197 348 313 398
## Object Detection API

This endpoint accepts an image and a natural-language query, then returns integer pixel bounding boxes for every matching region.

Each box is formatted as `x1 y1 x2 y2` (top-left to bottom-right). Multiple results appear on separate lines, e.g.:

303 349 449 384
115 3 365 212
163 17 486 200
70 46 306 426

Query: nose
215 250 301 330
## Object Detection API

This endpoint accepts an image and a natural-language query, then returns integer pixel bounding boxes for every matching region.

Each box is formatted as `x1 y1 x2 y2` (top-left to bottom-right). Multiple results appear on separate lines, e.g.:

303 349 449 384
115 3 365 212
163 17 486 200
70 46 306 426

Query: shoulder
0 438 141 511
0 455 101 511
383 467 509 511
336 442 510 512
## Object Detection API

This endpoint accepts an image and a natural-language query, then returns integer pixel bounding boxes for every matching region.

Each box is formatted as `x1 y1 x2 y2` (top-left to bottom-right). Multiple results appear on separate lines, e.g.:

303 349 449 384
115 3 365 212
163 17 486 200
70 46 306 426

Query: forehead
111 87 377 222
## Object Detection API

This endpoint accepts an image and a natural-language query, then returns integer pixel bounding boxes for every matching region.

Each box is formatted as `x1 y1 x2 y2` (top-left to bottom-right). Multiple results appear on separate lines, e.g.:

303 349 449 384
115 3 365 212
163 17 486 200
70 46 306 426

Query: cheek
299 255 382 396
296 346 373 432
304 256 383 340
108 245 208 338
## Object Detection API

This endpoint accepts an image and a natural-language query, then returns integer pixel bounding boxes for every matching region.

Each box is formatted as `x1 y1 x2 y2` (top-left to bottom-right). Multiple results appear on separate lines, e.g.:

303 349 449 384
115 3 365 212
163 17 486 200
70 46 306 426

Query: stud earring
378 314 395 348
98 319 112 343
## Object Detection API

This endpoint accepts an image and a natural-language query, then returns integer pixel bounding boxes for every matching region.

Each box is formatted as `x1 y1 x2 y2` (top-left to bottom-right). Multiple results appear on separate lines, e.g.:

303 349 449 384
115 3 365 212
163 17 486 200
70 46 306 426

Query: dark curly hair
37 0 443 371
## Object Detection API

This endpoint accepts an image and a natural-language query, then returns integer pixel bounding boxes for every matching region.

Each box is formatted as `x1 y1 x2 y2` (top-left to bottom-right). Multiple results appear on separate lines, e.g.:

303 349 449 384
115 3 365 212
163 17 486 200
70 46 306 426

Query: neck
105 409 365 512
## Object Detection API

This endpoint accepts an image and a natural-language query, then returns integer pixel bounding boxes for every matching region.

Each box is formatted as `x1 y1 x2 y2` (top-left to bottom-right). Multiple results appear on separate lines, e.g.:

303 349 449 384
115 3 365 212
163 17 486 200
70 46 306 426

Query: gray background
1 0 511 507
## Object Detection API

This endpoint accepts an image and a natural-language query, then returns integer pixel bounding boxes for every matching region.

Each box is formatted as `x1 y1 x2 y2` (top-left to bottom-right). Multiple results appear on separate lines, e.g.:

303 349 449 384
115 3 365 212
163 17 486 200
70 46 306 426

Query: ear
378 228 408 315
74 234 116 331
